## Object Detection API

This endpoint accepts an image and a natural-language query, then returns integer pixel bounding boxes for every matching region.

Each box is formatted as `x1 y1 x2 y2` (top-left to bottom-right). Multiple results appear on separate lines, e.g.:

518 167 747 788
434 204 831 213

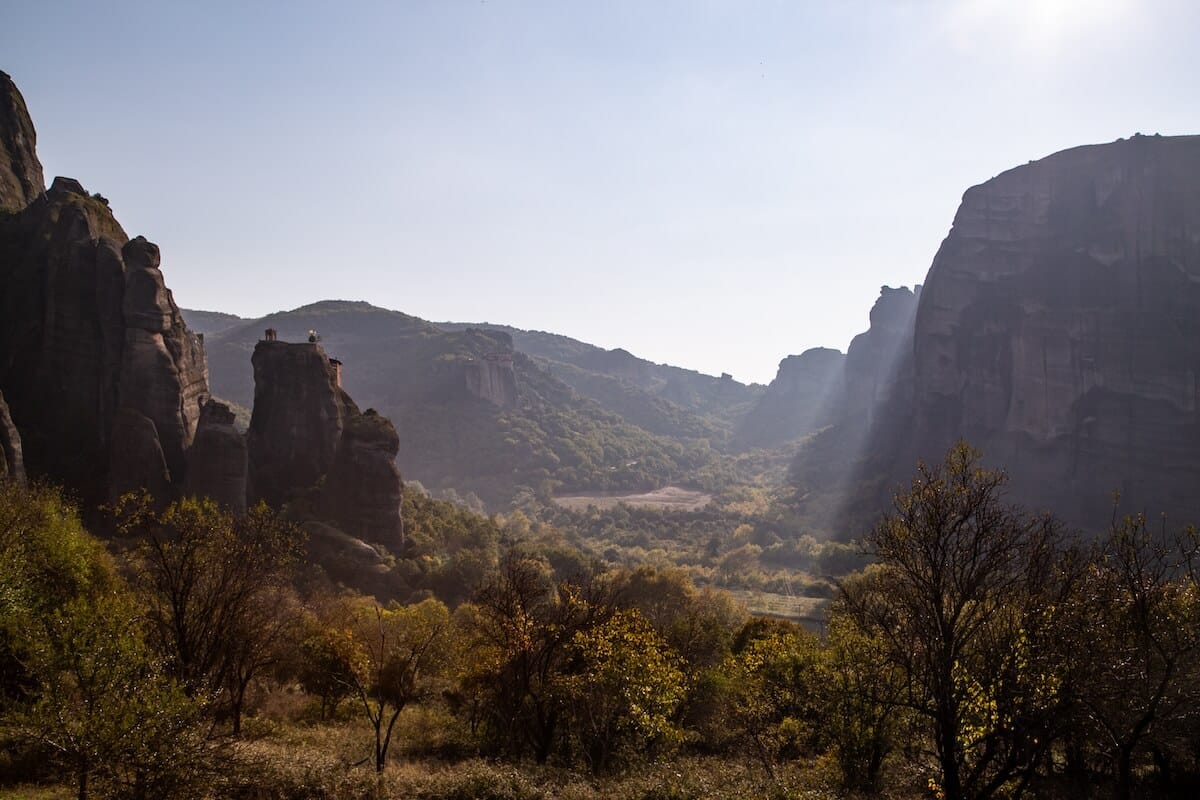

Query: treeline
3 443 1200 799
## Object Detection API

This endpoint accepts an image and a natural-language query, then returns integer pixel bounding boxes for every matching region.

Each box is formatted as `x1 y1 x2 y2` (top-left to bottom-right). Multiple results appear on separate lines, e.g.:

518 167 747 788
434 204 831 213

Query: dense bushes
5 442 1200 798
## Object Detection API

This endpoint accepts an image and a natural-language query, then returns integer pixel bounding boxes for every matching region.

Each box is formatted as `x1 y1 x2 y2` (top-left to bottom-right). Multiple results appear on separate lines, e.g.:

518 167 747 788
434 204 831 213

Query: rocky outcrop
247 340 351 508
463 355 518 407
842 286 920 429
319 409 403 549
0 389 24 485
0 73 209 504
900 134 1200 528
247 337 404 545
0 71 43 214
108 407 171 503
185 399 247 514
734 348 845 450
786 287 921 532
117 236 209 484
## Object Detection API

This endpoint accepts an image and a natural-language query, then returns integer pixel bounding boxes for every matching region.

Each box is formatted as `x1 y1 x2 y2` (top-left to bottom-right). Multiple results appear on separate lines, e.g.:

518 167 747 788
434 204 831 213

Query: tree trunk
77 757 88 800
1115 744 1134 800
938 703 964 800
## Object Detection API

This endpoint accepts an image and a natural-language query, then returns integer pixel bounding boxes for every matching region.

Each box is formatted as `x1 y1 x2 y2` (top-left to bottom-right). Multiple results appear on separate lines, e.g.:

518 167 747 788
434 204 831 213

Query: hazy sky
4 1 1198 383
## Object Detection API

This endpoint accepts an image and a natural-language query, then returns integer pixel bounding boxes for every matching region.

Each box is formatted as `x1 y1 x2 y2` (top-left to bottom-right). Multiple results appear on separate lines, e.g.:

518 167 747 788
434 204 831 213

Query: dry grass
0 786 71 800
214 718 837 799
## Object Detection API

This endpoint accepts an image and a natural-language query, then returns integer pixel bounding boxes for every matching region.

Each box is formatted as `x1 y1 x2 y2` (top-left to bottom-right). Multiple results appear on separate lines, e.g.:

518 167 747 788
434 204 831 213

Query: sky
3 0 1198 384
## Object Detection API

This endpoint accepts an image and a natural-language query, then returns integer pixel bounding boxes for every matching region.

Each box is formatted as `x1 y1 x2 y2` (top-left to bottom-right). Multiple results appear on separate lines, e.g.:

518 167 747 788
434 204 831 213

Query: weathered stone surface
247 337 405 545
247 340 353 507
463 355 518 407
108 407 171 503
185 399 247 513
0 71 43 214
902 135 1200 528
0 79 209 504
118 233 209 487
842 285 920 430
735 347 845 450
0 389 24 485
319 409 403 548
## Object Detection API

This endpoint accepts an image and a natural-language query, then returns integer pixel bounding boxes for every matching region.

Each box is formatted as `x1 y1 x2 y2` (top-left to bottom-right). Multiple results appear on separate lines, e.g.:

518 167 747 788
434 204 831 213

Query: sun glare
946 0 1134 54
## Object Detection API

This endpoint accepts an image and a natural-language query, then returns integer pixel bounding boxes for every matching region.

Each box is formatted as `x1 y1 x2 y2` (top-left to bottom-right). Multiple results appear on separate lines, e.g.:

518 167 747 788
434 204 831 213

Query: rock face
0 71 43 213
186 399 247 514
0 389 24 485
319 409 403 548
247 340 351 508
735 348 845 449
0 74 209 504
842 286 920 430
902 135 1200 527
463 354 518 407
247 338 403 546
108 407 171 503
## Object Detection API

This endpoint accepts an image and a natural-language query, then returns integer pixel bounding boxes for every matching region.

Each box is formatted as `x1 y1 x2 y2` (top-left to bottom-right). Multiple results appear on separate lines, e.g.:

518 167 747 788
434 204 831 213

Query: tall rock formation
0 71 43 213
842 285 920 430
0 73 209 504
786 286 921 532
247 340 352 508
734 347 845 450
247 337 403 547
463 353 518 407
903 134 1200 527
318 409 403 548
186 399 247 514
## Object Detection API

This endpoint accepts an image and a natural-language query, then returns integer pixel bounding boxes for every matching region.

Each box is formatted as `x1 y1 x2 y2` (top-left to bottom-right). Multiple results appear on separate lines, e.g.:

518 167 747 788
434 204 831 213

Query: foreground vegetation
3 443 1200 799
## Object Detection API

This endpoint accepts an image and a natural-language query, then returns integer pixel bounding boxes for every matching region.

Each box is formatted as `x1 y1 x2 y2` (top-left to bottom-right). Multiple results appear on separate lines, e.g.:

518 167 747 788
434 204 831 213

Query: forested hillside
196 302 737 508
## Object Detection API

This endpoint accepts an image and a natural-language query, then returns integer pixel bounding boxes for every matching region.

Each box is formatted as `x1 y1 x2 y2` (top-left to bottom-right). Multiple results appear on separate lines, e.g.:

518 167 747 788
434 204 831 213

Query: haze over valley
3 3 1200 798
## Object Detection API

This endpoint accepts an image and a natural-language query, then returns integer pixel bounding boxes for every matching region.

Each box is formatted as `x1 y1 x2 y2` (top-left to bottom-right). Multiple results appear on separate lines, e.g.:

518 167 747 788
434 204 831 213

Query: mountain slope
436 321 764 444
195 302 730 507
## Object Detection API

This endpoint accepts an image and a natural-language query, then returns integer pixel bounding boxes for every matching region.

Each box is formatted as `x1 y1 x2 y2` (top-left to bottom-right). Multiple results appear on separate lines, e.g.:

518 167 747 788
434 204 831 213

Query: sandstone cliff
0 71 43 214
463 354 518 407
0 75 209 504
186 399 248 514
318 409 403 548
734 347 845 450
247 338 403 546
842 286 919 430
905 134 1200 527
247 340 352 508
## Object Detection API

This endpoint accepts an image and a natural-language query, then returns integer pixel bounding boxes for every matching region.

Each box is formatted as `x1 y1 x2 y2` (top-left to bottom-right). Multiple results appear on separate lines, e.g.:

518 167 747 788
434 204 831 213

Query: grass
0 787 71 800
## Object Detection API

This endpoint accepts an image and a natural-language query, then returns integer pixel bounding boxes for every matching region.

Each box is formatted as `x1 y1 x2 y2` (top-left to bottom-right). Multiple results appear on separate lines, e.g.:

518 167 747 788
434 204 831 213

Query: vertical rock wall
0 73 209 505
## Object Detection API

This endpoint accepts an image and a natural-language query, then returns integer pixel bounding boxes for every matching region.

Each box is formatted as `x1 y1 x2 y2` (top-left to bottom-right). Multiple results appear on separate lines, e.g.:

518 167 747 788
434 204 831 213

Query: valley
2 11 1200 794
